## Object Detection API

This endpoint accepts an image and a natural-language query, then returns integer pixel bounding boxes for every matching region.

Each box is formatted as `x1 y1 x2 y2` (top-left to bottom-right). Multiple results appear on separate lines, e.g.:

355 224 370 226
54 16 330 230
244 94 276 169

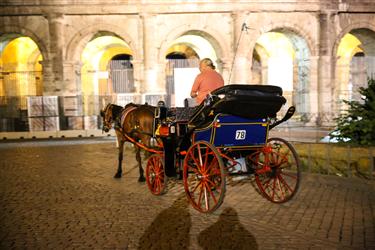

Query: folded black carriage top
189 84 287 127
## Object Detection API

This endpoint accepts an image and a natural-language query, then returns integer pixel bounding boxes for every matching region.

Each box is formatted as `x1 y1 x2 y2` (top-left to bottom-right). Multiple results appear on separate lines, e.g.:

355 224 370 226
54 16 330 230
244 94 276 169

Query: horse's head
100 103 114 133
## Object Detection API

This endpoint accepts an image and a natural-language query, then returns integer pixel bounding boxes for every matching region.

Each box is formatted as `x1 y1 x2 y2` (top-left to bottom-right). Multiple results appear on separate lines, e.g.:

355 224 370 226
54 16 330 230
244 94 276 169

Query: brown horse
101 103 161 181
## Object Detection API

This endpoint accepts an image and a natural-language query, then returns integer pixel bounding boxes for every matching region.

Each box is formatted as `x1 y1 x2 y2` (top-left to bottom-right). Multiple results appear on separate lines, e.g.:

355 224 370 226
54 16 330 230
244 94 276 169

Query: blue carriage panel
193 114 269 148
193 126 213 142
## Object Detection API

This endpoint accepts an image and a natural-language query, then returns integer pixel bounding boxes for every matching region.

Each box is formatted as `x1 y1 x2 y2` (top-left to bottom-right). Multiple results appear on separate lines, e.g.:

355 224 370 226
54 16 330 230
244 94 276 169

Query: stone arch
0 24 48 61
65 23 138 63
246 22 317 61
247 22 315 117
332 22 375 113
158 24 229 67
332 22 375 59
158 25 228 106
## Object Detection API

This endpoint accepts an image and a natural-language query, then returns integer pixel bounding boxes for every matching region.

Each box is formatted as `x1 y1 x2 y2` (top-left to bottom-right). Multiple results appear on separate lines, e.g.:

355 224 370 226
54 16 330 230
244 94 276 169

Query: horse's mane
125 102 156 113
124 102 139 109
111 104 124 117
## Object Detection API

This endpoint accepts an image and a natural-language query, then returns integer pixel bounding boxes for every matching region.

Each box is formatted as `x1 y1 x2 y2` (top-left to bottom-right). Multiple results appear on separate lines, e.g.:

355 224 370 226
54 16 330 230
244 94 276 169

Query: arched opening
0 34 43 131
80 34 134 96
165 32 220 106
80 34 134 115
335 28 375 112
0 34 43 98
252 30 311 119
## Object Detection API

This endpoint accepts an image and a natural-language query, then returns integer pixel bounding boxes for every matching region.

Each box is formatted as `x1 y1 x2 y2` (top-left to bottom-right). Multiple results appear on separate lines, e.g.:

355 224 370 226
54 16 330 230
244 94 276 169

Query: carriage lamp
157 124 169 137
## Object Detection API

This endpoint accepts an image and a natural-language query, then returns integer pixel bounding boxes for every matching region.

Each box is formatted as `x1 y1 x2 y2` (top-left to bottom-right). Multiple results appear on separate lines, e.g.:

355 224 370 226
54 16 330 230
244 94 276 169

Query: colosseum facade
0 0 374 134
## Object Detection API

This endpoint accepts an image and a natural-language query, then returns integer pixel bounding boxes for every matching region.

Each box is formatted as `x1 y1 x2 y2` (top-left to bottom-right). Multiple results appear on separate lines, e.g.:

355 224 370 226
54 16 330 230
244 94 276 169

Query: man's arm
190 74 201 98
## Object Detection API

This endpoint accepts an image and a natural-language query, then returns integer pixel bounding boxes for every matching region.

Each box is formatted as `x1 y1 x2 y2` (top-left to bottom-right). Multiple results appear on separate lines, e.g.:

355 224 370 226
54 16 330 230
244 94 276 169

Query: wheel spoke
204 158 217 174
197 183 204 209
278 173 294 193
197 144 203 166
190 165 201 175
204 185 209 211
261 176 272 190
205 181 218 204
276 175 285 201
206 178 221 191
203 147 209 172
269 179 278 199
189 150 203 173
191 180 202 194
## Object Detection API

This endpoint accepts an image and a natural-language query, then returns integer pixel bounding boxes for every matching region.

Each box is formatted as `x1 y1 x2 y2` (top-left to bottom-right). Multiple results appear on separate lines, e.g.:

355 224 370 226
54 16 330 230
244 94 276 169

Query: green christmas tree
331 78 375 145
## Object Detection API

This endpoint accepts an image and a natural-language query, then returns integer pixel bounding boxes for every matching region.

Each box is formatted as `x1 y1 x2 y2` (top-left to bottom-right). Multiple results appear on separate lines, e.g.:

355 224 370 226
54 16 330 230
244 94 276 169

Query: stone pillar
141 13 163 93
230 11 250 84
220 58 232 85
63 61 80 95
317 11 335 126
44 13 65 96
309 56 320 125
132 59 143 94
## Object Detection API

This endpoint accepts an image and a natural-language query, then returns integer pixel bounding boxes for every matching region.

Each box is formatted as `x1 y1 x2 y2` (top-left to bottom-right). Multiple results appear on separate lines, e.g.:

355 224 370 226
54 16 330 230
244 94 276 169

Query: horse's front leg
114 136 124 178
135 146 146 182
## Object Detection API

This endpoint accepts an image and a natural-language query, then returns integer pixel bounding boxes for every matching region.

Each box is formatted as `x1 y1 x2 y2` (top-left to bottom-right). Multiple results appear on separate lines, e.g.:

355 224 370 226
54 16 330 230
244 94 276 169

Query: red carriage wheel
183 141 226 213
249 137 300 203
146 154 167 195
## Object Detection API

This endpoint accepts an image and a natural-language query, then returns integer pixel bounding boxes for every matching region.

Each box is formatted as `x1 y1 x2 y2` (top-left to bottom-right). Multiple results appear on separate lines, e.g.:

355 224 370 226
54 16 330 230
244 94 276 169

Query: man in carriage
190 58 224 105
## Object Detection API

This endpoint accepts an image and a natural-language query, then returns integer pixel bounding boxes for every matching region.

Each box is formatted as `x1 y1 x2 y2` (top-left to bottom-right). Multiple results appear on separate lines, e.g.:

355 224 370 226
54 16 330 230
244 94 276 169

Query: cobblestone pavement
0 138 374 250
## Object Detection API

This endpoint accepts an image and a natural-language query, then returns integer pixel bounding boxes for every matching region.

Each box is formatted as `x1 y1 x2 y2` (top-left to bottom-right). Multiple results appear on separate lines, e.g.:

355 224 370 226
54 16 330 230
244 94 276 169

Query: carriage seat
188 84 287 128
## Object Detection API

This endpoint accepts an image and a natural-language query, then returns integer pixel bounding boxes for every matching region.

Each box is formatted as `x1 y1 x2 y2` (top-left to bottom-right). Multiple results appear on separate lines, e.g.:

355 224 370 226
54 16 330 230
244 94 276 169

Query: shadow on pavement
198 207 258 250
138 194 191 249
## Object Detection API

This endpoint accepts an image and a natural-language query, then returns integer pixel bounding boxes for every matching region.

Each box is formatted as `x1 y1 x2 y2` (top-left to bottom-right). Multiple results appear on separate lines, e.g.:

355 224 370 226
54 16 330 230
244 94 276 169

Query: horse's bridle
101 104 113 133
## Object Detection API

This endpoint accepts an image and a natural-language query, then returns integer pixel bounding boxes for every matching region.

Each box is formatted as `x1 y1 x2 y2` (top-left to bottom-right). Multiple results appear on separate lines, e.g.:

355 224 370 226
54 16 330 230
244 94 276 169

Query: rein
121 132 163 154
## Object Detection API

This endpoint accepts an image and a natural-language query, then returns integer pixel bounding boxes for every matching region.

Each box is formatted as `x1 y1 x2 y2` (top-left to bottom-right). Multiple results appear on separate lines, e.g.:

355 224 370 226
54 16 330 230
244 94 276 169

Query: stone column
44 13 65 96
220 58 232 85
131 59 143 94
317 11 335 126
141 13 163 93
230 11 250 84
62 61 79 95
309 56 320 125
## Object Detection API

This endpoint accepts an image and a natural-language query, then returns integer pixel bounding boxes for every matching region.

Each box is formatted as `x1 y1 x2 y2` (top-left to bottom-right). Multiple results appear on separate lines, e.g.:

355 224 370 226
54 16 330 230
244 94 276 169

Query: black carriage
146 84 301 213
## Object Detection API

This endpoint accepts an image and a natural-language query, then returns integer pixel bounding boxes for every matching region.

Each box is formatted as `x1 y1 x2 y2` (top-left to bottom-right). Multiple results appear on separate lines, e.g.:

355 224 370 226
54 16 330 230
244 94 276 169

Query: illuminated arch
332 22 375 59
249 24 314 116
65 23 138 63
158 25 229 67
1 36 43 96
80 35 134 96
333 25 375 112
0 25 48 61
248 22 317 60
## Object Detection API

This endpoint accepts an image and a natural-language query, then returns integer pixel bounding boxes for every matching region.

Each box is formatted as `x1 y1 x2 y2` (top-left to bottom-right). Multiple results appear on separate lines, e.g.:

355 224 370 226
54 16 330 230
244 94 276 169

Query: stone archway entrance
252 29 311 120
0 34 43 98
335 28 375 112
78 33 135 119
0 34 43 131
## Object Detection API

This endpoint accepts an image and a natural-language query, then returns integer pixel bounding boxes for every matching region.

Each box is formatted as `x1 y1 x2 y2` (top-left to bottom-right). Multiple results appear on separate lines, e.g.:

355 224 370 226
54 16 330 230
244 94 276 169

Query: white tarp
173 68 200 107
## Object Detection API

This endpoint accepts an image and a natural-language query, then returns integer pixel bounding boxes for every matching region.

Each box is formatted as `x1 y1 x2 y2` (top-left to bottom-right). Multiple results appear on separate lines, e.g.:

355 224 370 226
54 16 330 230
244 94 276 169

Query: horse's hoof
114 173 122 178
138 176 146 182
